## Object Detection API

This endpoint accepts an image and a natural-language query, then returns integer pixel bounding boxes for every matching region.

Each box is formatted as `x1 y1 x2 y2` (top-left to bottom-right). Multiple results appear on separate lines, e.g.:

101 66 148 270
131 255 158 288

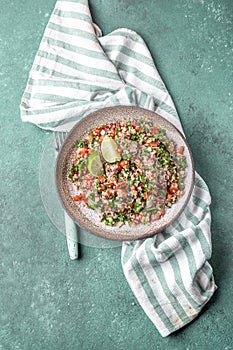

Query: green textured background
1 0 232 349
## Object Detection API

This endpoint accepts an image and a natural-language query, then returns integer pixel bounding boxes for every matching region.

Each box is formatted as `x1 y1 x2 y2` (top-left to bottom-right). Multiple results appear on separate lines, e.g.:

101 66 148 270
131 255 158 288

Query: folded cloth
20 0 217 336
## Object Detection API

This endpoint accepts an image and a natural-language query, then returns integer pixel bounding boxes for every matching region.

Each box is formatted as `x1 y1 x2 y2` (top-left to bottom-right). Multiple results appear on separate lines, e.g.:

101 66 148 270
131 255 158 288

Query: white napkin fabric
20 0 217 336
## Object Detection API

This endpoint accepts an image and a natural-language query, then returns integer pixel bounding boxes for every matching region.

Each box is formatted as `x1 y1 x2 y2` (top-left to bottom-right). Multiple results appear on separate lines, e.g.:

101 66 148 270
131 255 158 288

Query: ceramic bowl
55 106 194 241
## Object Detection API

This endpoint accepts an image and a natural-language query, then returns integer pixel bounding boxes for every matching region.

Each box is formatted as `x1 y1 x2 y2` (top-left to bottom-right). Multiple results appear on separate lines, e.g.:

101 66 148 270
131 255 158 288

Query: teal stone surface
1 0 232 349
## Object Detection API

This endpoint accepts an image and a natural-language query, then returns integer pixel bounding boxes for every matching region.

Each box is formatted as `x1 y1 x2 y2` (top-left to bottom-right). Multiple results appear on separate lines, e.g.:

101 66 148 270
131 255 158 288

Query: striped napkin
20 0 217 336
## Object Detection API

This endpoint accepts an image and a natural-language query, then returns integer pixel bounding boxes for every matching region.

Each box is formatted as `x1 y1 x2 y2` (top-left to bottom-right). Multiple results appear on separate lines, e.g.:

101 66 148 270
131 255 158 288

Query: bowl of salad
55 106 194 241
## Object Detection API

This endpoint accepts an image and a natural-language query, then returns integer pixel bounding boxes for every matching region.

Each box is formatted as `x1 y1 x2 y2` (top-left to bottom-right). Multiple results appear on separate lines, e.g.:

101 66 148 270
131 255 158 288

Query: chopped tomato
98 176 105 182
120 160 129 167
169 182 179 193
73 194 83 201
143 192 148 200
151 127 159 135
166 193 173 201
178 146 184 154
160 208 165 217
111 127 116 137
93 128 101 136
148 141 159 147
101 124 108 129
99 135 104 144
108 189 117 197
78 146 88 156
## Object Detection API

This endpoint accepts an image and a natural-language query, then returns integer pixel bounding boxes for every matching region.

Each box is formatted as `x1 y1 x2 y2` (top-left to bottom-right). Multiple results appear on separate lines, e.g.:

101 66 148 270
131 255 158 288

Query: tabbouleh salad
68 118 187 227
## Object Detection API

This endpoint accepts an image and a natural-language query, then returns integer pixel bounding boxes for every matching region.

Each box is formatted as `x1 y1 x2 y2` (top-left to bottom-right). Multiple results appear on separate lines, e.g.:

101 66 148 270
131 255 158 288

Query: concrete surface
0 0 232 349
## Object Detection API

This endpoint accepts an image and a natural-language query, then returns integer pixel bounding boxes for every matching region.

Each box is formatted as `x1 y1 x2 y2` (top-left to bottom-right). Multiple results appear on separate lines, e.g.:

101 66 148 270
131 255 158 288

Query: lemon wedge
101 136 121 163
87 151 104 176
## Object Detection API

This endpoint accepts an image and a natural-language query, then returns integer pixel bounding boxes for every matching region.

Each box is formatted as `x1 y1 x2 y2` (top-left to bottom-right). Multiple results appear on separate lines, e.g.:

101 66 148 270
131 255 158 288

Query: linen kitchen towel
20 0 217 336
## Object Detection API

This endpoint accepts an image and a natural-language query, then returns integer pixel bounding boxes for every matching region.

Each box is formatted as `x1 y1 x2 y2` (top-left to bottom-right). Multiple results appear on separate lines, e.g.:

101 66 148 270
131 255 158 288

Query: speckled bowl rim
55 106 195 241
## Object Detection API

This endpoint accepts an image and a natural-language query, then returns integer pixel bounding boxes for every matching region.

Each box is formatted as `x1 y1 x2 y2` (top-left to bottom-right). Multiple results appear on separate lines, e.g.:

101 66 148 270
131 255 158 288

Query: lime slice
101 136 121 163
87 151 104 176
